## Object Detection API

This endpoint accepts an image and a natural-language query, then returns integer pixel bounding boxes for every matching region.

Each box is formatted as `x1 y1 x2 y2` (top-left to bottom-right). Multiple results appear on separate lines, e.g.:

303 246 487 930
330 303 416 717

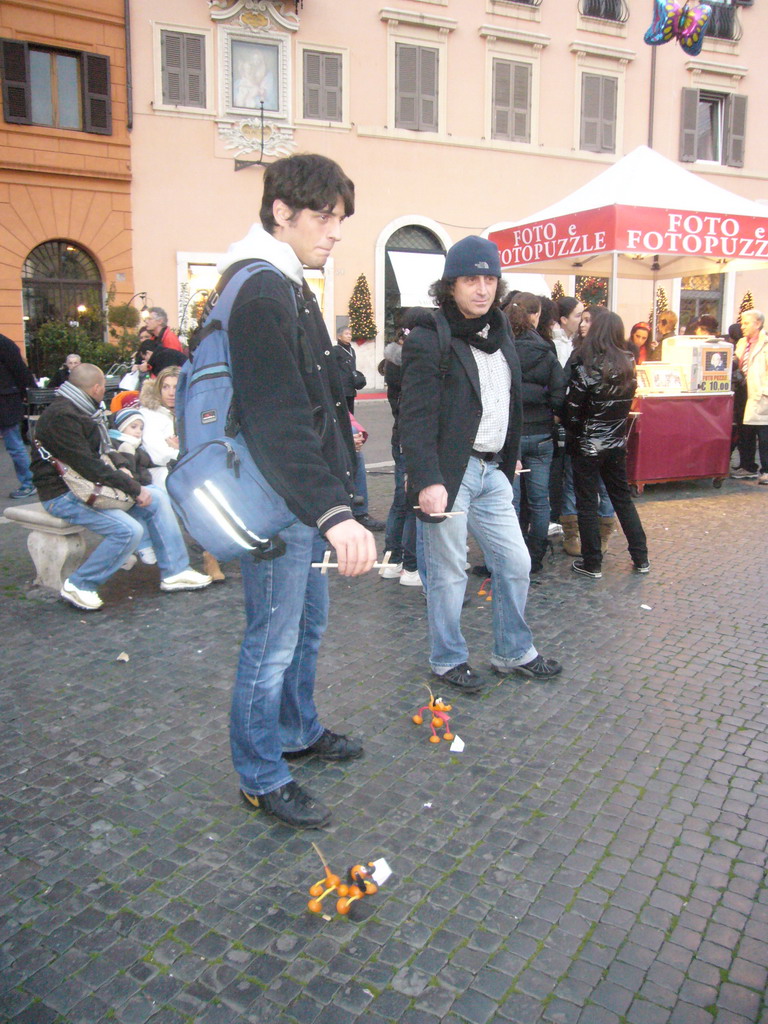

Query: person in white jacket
140 366 226 580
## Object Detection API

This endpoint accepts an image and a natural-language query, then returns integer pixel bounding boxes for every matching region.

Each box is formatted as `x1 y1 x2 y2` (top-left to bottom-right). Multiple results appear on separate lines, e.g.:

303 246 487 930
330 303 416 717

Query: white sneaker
120 555 137 571
160 569 212 592
60 579 103 611
548 522 564 537
137 548 157 565
399 569 422 586
379 561 403 579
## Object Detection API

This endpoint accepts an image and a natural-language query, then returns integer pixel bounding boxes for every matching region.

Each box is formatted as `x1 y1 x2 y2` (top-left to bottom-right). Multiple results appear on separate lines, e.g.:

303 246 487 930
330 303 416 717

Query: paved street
1 426 767 1024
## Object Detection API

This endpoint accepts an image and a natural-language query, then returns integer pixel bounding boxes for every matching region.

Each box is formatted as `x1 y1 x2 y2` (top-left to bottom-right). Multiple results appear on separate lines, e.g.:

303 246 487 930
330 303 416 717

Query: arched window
384 225 445 338
22 240 104 353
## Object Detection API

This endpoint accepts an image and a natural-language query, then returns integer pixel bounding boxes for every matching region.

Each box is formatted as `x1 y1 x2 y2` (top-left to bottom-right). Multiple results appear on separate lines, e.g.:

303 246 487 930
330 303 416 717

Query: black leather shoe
240 782 332 828
508 654 562 680
284 728 364 762
432 663 488 694
354 513 385 532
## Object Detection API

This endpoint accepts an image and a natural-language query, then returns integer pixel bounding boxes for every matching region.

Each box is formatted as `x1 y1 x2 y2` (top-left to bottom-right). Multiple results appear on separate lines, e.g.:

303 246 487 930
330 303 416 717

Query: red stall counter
626 393 733 494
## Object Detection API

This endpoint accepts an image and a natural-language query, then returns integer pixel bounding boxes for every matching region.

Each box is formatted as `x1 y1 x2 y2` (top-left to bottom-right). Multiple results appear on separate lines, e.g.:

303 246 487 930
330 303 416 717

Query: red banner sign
491 206 768 267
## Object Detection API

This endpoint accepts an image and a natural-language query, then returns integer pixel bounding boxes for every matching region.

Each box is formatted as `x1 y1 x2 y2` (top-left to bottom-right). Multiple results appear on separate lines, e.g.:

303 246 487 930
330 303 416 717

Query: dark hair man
220 153 376 828
399 236 562 693
0 332 37 498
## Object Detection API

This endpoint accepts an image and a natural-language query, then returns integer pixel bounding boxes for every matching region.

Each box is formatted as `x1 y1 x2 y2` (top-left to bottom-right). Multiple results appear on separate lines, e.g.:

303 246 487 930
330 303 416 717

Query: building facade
1 0 765 379
0 0 133 361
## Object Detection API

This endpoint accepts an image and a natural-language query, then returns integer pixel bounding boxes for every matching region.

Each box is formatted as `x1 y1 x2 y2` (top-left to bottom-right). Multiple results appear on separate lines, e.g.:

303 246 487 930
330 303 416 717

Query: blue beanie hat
443 236 501 280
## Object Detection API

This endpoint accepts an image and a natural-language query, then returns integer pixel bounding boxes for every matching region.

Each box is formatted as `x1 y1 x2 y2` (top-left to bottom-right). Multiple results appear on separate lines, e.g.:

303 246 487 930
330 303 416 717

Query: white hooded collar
217 224 304 285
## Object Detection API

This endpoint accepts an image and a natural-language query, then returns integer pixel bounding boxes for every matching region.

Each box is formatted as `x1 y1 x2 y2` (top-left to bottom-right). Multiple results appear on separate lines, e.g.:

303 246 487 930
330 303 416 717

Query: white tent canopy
488 146 768 281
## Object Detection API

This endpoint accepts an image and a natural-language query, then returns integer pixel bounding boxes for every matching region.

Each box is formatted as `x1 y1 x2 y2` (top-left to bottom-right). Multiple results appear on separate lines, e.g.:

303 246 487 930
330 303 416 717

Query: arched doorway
22 240 104 373
384 224 446 339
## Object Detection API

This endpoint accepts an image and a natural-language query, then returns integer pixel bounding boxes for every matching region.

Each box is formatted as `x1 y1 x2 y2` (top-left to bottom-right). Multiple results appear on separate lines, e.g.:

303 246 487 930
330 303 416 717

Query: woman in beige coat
733 309 768 485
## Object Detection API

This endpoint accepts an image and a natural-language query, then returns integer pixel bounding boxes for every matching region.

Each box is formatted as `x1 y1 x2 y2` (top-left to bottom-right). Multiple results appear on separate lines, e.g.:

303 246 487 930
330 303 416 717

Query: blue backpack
166 261 297 562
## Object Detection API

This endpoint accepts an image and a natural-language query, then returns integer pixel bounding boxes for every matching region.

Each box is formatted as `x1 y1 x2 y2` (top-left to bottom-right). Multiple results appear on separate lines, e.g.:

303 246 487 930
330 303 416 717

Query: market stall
627 335 734 491
487 146 768 489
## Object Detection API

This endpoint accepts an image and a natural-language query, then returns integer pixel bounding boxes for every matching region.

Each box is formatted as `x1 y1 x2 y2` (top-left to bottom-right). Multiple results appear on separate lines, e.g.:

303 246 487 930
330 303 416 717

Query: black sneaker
509 654 563 680
571 559 602 579
354 513 385 532
240 782 332 828
633 561 651 574
284 728 363 762
432 663 488 694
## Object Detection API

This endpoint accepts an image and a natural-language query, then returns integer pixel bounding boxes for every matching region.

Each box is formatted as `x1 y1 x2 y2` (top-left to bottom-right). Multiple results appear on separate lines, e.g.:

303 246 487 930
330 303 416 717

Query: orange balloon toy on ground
412 685 454 744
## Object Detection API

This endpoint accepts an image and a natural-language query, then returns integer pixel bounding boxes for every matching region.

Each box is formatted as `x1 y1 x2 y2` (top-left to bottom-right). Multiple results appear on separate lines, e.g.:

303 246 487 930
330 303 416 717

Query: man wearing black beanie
399 236 562 692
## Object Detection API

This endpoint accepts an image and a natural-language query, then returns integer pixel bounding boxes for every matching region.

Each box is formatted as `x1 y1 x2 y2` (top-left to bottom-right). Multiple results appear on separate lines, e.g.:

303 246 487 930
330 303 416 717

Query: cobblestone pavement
1 448 767 1024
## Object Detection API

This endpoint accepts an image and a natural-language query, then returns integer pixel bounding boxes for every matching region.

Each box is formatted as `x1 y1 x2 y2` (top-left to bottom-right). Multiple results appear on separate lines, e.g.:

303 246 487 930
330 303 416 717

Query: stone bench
4 503 86 590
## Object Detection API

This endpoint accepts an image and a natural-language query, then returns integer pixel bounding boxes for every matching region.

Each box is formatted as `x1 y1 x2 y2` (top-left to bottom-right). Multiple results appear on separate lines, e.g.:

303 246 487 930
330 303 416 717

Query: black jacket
332 341 358 398
0 333 35 429
399 306 523 515
31 396 142 502
227 262 356 535
514 328 565 436
565 356 637 456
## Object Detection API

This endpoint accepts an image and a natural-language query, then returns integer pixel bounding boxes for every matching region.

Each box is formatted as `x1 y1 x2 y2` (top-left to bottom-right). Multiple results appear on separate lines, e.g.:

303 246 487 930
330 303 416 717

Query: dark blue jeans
230 521 327 796
384 444 417 571
513 434 554 542
572 449 648 570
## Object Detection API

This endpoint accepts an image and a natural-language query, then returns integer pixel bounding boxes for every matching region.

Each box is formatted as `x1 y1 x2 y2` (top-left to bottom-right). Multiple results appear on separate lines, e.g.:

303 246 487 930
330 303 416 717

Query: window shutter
492 59 511 139
580 74 601 151
600 76 617 153
679 87 699 162
0 39 31 124
82 53 111 134
512 61 531 143
303 49 322 118
396 43 418 130
419 47 438 131
162 31 183 105
725 93 747 168
322 52 341 121
184 34 205 108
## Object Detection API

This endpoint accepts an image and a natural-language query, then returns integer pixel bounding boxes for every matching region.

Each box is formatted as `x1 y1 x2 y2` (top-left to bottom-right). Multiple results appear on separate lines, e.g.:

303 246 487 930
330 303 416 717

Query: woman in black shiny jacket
566 310 649 578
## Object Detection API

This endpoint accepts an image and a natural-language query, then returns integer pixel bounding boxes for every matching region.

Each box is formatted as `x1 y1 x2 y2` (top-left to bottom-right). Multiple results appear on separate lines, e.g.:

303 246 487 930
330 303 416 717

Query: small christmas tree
739 290 754 314
649 285 669 327
551 281 565 301
348 274 377 342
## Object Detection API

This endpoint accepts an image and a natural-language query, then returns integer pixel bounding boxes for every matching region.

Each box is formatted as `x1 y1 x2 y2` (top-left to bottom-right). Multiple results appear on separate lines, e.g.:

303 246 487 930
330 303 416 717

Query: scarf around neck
58 380 113 453
442 300 503 354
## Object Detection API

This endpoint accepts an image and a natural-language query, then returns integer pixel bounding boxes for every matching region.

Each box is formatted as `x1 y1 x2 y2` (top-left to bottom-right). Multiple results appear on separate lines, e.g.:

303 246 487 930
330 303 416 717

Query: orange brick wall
0 0 132 354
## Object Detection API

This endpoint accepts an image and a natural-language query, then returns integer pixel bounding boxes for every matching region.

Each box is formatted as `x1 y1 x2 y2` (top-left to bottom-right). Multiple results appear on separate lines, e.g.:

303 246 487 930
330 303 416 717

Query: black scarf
442 300 504 354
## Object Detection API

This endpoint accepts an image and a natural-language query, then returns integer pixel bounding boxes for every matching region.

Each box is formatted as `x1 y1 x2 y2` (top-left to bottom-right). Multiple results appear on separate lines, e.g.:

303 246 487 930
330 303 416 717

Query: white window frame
480 26 548 148
295 42 350 129
219 25 290 122
570 41 634 156
381 9 455 139
152 22 214 117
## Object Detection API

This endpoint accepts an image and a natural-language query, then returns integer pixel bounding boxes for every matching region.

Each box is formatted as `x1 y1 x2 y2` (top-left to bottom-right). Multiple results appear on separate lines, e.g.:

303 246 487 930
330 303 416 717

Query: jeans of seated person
421 457 537 674
561 453 614 517
2 424 33 489
43 485 189 590
512 434 554 542
230 522 327 796
572 449 648 571
384 444 417 571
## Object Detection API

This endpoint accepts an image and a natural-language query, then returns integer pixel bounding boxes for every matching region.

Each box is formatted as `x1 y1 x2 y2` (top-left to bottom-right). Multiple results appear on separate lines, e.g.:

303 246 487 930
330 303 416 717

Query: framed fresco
222 28 288 118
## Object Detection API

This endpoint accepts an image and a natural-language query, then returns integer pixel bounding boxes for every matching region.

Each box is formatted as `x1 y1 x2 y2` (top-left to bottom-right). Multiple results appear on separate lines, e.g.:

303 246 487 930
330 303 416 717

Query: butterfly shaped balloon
644 0 712 57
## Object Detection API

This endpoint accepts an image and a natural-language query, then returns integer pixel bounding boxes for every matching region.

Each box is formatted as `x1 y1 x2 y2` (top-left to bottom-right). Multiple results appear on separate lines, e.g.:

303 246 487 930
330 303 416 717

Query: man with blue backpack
192 154 376 828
